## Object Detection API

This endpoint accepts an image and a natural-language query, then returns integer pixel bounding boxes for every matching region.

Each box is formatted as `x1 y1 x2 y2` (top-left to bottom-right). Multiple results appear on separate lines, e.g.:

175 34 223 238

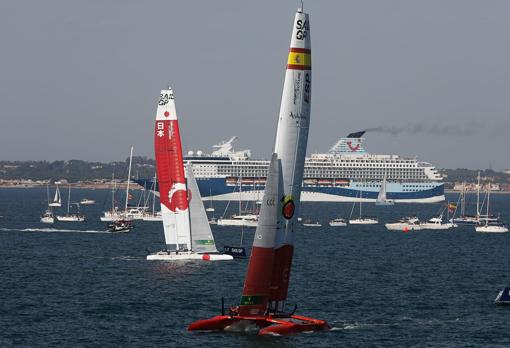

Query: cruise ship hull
136 178 445 203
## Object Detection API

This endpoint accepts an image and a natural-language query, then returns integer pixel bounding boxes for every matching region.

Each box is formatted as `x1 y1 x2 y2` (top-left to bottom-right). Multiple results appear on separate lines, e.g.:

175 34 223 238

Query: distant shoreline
0 184 509 194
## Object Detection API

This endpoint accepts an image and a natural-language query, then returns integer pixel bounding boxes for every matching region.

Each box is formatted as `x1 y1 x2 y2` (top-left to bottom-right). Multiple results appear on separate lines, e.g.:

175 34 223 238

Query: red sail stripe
287 64 312 70
289 47 311 53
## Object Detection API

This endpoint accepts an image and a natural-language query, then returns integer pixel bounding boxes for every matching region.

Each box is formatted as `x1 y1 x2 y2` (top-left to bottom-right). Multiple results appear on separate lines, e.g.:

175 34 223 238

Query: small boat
41 185 55 223
495 287 510 305
476 223 509 233
107 219 133 233
349 217 378 225
205 189 215 212
40 209 55 224
349 181 379 224
475 185 508 233
302 219 322 227
385 216 422 231
80 198 95 205
420 213 456 230
48 184 62 207
217 214 258 227
329 218 347 227
375 173 395 206
56 185 86 222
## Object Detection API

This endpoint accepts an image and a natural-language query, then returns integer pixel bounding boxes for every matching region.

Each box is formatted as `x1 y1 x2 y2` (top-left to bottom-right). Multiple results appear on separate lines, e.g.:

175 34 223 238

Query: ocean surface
1 188 510 347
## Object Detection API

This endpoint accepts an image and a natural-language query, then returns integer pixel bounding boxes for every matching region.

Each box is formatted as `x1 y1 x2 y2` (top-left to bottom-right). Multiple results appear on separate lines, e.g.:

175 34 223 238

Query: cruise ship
136 132 445 203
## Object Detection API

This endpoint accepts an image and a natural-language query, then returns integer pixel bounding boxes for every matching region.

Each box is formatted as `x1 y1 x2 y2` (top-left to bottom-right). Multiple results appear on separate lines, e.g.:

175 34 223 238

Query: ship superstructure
138 132 444 203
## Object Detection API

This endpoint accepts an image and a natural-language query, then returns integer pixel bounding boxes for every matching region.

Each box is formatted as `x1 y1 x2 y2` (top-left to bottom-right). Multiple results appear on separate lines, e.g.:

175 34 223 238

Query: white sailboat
349 182 378 224
56 184 85 222
142 175 163 221
100 148 134 222
205 188 215 212
48 184 62 207
475 185 508 233
147 87 232 261
217 177 258 227
40 184 55 224
375 173 394 206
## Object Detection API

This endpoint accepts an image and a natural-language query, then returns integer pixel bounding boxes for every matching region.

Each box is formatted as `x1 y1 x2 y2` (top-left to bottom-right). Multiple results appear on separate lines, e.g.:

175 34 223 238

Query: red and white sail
270 9 311 302
239 153 283 316
154 88 191 251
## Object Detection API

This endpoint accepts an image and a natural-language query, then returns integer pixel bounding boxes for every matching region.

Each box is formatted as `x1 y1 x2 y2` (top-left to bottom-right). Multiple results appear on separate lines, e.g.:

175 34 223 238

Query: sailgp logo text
295 19 309 40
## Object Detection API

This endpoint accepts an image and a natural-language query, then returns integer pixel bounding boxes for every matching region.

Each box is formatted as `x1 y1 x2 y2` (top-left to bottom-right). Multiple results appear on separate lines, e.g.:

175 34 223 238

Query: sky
1 0 509 170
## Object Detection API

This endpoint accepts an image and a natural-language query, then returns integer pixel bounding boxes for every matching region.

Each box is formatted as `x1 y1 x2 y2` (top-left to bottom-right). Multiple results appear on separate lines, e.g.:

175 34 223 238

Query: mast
359 182 363 218
46 184 50 206
269 7 311 303
461 182 465 216
67 184 71 215
486 184 490 226
111 173 115 213
476 171 481 218
125 146 134 212
152 173 157 217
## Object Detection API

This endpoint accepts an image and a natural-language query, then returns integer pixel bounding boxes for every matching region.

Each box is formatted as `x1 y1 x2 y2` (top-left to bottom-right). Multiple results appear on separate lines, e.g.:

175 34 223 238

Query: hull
475 225 509 233
329 220 347 227
147 251 233 261
188 314 329 335
385 223 422 231
136 178 445 203
40 217 54 224
56 215 85 222
217 218 258 227
349 218 378 225
420 223 455 230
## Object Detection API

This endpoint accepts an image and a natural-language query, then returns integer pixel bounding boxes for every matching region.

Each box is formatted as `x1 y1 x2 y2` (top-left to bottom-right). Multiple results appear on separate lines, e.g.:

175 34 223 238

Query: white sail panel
273 9 311 242
186 164 218 253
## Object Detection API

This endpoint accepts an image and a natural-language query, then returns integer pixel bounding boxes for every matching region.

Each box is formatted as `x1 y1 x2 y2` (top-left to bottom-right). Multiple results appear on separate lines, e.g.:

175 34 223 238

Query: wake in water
0 227 107 234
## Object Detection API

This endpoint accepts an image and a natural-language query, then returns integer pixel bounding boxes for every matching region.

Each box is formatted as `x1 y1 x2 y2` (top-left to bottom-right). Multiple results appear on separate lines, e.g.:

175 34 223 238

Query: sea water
1 188 510 347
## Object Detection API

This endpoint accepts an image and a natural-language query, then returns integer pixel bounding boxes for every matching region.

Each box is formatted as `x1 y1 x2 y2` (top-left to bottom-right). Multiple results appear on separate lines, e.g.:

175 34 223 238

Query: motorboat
385 216 422 231
476 223 509 233
80 198 95 205
40 209 55 224
107 220 133 233
420 214 456 230
302 219 322 227
329 218 347 227
217 214 258 227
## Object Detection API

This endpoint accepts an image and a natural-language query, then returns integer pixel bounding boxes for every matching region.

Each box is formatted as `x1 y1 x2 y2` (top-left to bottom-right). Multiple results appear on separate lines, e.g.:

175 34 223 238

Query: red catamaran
188 7 329 334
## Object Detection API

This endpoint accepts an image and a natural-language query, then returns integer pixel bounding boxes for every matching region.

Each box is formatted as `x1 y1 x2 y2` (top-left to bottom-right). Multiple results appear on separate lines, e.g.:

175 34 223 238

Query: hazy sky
1 1 509 170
